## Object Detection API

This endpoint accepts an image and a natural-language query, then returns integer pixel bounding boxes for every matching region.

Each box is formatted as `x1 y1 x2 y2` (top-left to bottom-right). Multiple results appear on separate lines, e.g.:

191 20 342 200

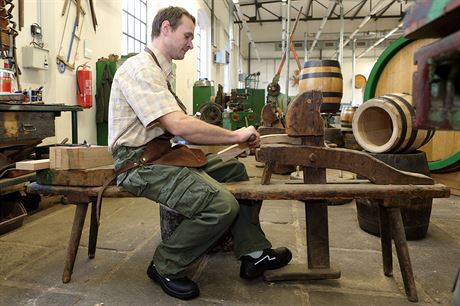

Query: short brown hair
151 6 196 40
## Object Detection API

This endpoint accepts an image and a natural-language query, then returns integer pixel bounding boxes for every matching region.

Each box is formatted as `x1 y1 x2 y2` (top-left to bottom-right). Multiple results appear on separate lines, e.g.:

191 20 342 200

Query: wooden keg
352 93 435 153
340 106 357 132
298 60 343 114
356 151 432 240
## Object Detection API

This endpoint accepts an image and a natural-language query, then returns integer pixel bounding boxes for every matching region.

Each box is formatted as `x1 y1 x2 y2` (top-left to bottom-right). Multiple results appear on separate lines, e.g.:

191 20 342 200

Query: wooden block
16 159 50 170
50 146 113 170
36 165 115 186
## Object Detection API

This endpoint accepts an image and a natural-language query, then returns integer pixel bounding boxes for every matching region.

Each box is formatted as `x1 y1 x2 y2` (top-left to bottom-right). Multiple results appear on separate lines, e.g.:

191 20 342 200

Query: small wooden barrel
340 106 358 132
298 60 343 114
352 93 435 153
356 151 432 240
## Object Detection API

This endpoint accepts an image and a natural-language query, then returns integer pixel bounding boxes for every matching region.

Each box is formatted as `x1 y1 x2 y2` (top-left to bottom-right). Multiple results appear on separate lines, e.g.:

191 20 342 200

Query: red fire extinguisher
76 64 92 108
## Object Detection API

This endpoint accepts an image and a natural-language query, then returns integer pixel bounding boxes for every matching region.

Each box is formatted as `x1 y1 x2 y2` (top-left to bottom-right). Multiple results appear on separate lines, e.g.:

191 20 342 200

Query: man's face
164 15 195 60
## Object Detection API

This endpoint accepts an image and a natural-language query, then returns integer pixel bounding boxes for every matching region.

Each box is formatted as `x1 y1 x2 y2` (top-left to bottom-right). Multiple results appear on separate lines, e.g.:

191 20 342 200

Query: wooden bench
27 179 449 303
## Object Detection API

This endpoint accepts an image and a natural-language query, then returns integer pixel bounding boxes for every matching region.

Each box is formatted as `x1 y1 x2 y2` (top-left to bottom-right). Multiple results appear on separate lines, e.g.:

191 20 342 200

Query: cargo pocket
157 167 218 218
122 169 149 197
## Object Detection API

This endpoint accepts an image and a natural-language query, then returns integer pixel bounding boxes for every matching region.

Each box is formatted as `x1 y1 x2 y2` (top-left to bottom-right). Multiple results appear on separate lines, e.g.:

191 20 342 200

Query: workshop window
122 0 147 55
196 9 210 80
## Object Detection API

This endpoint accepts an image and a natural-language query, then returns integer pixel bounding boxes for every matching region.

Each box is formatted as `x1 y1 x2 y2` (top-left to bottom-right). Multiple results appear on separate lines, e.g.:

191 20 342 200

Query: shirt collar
146 47 173 81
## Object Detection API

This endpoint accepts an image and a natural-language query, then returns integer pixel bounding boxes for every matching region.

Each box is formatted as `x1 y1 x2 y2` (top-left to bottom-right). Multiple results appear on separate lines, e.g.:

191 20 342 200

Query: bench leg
63 203 88 283
264 199 340 281
306 200 330 268
378 203 393 276
387 205 418 303
88 200 99 259
261 161 274 185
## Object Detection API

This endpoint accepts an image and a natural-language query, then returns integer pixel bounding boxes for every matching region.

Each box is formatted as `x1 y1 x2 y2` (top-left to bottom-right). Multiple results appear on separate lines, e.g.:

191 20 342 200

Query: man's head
151 6 196 61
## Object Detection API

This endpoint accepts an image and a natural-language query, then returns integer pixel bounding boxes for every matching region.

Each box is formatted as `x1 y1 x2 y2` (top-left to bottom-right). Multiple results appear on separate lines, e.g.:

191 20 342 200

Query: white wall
14 0 122 145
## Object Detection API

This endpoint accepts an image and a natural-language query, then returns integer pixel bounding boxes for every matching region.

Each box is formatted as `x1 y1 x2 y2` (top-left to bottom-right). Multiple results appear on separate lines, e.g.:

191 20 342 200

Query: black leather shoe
147 262 199 300
240 247 292 279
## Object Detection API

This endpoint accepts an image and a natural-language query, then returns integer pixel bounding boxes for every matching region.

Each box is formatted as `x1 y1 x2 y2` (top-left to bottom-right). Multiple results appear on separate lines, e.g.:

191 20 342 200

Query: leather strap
144 47 188 114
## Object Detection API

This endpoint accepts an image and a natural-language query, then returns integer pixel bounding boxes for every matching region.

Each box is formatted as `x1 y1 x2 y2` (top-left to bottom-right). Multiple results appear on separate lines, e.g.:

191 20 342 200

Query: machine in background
192 74 265 130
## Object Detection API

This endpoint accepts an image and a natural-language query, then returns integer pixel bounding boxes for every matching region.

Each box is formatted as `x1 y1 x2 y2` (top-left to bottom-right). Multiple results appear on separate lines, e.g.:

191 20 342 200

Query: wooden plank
26 181 450 202
50 146 113 170
16 159 50 170
36 165 115 187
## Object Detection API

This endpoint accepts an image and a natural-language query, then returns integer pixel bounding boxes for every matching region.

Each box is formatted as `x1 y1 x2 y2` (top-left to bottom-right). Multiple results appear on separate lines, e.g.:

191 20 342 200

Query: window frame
122 0 148 55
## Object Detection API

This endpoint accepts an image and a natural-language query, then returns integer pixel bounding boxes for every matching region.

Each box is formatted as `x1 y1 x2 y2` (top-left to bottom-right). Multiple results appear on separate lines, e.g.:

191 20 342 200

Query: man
108 6 292 300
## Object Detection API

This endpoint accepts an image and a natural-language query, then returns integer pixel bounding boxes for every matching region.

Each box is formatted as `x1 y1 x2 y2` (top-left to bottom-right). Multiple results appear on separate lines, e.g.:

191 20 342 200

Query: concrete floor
0 157 459 305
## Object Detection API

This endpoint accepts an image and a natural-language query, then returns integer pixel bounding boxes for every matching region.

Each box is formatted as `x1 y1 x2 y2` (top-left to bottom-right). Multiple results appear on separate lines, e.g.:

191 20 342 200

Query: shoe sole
147 268 199 300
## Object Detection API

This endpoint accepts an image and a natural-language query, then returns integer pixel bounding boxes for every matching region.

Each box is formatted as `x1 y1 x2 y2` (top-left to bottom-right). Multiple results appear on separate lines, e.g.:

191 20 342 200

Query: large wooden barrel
356 151 432 240
298 60 343 114
352 93 434 153
340 106 357 132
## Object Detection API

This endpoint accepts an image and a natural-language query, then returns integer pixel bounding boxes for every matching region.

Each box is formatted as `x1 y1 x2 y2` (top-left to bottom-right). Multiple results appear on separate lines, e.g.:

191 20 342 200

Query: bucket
298 60 343 114
340 106 358 132
352 93 434 153
356 151 432 240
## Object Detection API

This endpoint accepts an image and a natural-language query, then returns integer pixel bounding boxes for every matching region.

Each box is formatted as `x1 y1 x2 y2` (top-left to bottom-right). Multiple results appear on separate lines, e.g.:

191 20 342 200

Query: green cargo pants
113 145 272 278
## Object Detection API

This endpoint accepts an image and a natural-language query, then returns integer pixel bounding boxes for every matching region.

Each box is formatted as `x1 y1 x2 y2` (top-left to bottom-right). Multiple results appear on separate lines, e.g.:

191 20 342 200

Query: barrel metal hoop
385 94 419 151
302 60 341 68
299 72 343 80
321 92 343 98
379 96 408 152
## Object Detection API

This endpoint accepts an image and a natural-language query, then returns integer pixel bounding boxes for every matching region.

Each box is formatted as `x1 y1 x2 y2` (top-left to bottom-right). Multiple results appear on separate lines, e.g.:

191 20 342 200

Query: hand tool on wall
88 0 98 32
57 0 86 73
18 0 23 30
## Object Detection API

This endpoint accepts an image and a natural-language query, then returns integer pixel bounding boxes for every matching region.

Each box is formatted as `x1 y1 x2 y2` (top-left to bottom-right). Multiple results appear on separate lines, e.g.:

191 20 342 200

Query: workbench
26 179 449 303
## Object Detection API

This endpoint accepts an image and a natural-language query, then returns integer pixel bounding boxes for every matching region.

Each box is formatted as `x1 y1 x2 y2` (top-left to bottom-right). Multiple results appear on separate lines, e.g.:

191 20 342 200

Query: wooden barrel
363 37 460 172
340 106 357 132
298 60 343 114
352 93 434 153
356 151 432 240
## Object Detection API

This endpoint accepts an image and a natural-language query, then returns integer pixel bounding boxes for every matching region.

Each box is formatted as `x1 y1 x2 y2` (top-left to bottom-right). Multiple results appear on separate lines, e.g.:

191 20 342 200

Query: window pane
122 38 127 55
135 20 140 38
129 37 134 53
123 0 127 11
128 1 134 14
141 23 146 42
122 12 127 34
128 15 134 35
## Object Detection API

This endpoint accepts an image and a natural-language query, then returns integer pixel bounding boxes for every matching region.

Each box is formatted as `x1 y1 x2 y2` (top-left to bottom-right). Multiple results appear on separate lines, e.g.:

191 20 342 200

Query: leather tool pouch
140 138 208 168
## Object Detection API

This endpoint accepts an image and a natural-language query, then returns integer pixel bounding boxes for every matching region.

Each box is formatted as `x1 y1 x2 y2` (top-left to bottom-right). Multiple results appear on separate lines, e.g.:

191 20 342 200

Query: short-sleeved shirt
108 47 183 152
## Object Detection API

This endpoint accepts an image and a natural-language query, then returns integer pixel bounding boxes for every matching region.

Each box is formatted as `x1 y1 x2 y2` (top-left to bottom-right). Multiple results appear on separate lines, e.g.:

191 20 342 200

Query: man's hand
235 126 260 148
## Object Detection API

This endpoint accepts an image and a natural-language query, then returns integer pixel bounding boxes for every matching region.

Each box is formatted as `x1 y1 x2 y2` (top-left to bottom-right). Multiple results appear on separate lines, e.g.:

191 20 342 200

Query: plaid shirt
108 47 183 152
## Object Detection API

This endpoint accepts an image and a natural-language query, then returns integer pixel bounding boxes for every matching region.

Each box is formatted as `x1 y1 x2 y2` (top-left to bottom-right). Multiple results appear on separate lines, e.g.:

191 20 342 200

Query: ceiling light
232 0 238 3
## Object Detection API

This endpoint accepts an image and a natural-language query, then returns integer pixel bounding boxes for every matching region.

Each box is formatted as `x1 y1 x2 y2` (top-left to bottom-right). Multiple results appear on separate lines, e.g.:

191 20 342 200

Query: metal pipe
285 0 291 100
357 22 402 58
338 0 344 65
309 0 335 53
351 39 356 105
228 0 235 89
332 0 390 58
